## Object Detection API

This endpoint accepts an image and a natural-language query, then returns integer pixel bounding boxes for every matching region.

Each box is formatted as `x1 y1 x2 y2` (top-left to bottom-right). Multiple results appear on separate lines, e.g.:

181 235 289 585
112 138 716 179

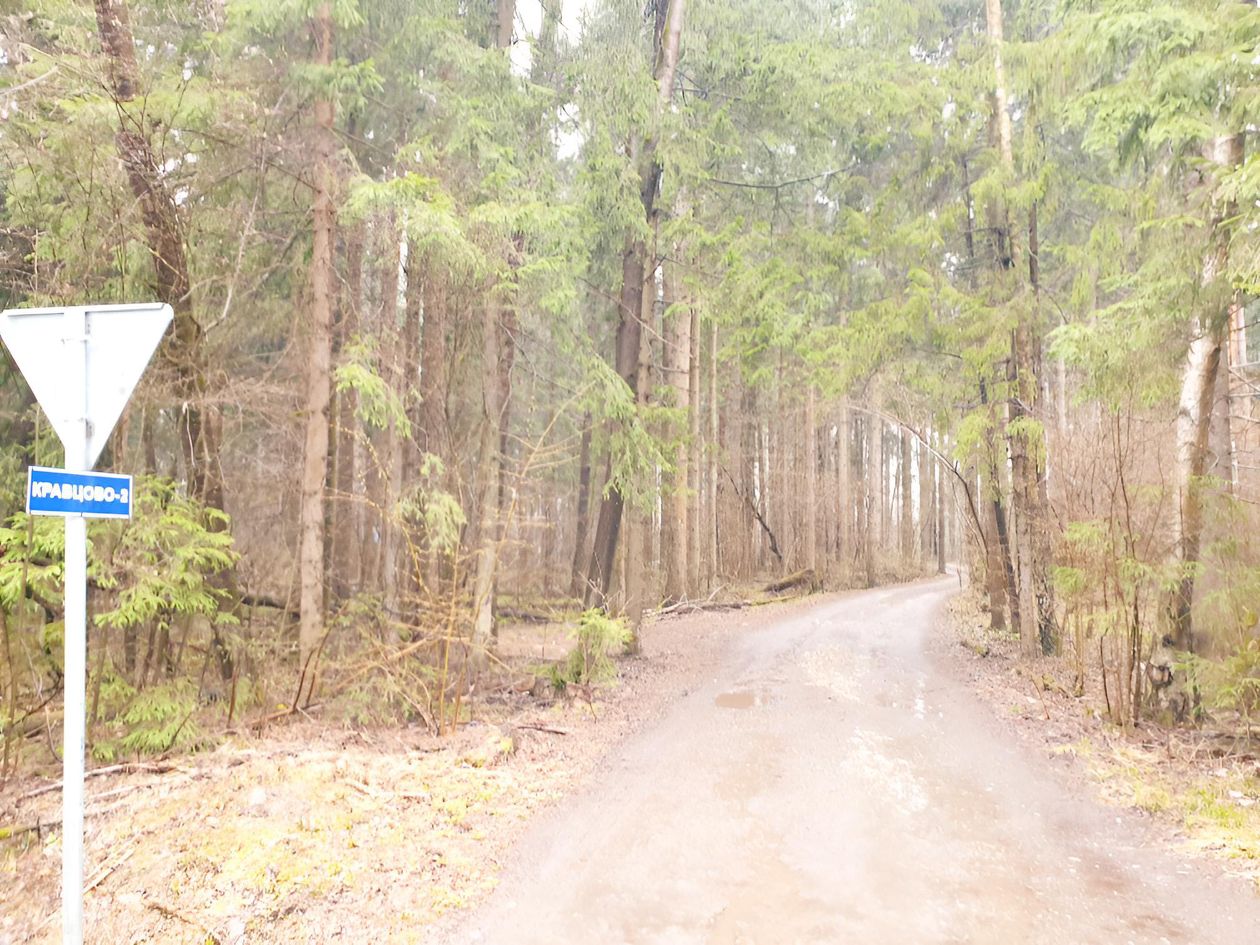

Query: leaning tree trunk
297 3 337 669
585 0 686 609
94 0 236 681
1166 129 1244 651
93 0 225 507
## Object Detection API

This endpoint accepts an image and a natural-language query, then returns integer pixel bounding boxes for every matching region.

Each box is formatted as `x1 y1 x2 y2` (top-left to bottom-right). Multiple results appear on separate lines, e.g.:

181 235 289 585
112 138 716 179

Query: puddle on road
715 689 766 709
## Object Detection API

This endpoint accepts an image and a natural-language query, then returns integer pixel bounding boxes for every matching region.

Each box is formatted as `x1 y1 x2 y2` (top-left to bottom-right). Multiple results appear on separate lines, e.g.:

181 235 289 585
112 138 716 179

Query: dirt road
435 576 1260 945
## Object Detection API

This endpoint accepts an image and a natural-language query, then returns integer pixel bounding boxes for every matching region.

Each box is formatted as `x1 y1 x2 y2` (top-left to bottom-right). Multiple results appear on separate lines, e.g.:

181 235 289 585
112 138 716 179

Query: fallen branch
85 847 135 895
1 797 132 840
719 464 784 564
651 592 747 618
515 722 569 736
18 762 183 802
238 592 298 618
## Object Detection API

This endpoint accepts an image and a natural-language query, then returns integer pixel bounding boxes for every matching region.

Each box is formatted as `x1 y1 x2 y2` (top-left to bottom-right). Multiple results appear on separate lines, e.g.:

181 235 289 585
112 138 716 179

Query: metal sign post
0 303 172 945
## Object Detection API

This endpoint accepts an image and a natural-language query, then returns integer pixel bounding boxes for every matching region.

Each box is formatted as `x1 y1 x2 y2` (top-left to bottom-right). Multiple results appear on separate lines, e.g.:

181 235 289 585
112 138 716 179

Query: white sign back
0 303 173 469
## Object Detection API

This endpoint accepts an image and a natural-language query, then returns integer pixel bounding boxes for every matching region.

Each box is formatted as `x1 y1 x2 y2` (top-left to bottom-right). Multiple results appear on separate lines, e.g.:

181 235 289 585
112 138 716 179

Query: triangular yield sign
0 304 173 469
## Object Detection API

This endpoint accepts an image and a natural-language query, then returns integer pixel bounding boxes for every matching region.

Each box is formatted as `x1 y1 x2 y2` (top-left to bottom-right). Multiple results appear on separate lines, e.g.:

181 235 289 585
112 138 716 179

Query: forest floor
0 591 830 945
940 591 1260 893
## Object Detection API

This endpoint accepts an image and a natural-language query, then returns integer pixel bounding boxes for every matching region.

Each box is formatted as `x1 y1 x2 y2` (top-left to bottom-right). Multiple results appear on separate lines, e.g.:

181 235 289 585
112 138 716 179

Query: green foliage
93 479 239 632
335 340 412 434
117 680 204 756
396 455 465 555
0 515 65 613
545 610 632 692
1179 644 1260 728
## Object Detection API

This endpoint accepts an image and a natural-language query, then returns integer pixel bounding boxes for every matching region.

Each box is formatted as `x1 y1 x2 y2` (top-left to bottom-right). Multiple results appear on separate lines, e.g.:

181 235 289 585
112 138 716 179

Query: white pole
61 516 86 945
62 307 87 945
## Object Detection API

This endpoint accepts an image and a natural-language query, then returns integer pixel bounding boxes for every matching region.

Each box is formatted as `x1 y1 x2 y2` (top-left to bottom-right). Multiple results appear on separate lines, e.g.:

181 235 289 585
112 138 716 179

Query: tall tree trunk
585 244 644 605
471 295 503 658
1167 130 1244 650
688 306 702 591
298 3 336 668
418 270 450 588
804 385 818 573
586 0 686 607
987 0 1054 656
331 226 363 599
469 7 522 651
838 401 852 574
92 0 224 509
662 258 690 603
918 427 932 564
398 250 424 602
707 321 719 587
625 272 656 644
863 415 878 586
935 432 947 574
899 426 912 563
372 228 403 608
494 0 515 49
568 418 593 600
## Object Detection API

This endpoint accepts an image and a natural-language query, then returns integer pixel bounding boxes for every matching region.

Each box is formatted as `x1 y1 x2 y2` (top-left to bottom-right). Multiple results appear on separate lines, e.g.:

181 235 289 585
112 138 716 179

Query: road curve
438 576 1260 945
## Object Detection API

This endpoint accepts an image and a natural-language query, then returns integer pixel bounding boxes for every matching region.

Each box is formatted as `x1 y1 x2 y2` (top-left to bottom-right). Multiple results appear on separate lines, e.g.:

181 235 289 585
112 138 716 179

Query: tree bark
863 415 878 586
585 0 686 607
93 0 227 506
662 257 690 604
986 0 1054 655
370 228 403 607
899 426 913 562
918 427 932 564
804 385 818 573
330 226 363 599
297 4 336 668
707 321 719 587
688 305 702 591
568 418 593 600
1167 132 1243 650
471 294 503 657
838 401 852 573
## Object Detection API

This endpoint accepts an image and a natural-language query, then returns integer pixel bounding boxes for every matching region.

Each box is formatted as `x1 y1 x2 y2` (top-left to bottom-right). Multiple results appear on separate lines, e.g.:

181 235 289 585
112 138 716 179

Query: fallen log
494 607 554 624
764 569 820 594
651 599 748 618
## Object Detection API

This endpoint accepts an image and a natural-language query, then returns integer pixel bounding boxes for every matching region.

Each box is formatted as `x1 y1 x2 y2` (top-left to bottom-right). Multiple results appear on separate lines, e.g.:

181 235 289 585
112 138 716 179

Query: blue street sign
26 467 133 519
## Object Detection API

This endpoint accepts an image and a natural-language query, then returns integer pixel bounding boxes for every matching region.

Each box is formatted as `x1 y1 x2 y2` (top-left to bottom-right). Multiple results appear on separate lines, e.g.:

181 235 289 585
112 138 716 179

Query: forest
0 0 1257 774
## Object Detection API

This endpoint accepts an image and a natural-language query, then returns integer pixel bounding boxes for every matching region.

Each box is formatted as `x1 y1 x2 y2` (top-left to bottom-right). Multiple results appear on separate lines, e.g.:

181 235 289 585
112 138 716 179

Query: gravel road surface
440 576 1260 945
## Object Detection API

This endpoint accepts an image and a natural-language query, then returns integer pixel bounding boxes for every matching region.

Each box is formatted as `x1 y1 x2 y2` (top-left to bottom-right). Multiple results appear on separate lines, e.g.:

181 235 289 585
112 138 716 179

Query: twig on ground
85 846 135 894
18 762 183 802
515 722 569 736
145 898 222 944
1029 676 1051 721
